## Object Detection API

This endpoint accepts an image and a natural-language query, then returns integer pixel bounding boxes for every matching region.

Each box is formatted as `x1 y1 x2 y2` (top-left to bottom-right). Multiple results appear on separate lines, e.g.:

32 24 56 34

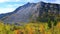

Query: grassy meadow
0 21 60 34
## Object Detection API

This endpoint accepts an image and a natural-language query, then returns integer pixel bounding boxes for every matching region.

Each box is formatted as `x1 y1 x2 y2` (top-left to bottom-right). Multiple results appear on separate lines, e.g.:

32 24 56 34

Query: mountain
0 2 60 24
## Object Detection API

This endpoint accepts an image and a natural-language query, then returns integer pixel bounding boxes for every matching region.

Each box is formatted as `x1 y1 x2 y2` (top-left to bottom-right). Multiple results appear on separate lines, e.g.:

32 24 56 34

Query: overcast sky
0 0 60 14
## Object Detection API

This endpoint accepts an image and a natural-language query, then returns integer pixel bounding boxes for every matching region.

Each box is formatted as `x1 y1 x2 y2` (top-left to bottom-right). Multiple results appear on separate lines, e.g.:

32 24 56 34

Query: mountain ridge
0 1 60 24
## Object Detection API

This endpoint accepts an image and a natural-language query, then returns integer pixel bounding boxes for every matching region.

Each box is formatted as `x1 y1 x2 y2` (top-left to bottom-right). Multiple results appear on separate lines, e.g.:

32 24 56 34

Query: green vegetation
0 21 60 34
48 18 52 29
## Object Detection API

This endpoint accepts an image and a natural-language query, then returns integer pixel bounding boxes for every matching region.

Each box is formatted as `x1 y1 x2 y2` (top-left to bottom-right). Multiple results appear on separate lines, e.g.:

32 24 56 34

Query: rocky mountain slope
0 2 60 24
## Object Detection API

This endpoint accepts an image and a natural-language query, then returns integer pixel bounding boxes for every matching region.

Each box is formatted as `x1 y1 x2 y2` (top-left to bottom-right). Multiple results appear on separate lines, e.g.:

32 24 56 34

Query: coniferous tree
53 18 57 26
48 18 52 28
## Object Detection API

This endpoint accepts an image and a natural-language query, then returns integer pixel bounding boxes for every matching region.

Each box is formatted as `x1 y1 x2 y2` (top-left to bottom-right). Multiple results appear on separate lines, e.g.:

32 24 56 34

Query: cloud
24 0 35 2
0 0 8 3
0 0 60 3
0 8 15 14
7 0 20 2
0 4 24 13
0 0 59 4
0 0 20 3
54 0 60 4
0 3 24 14
41 0 60 4
7 4 24 8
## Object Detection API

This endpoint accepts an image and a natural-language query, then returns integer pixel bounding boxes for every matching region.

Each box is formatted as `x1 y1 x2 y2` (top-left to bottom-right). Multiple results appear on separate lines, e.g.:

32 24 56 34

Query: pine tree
53 18 57 26
48 18 52 28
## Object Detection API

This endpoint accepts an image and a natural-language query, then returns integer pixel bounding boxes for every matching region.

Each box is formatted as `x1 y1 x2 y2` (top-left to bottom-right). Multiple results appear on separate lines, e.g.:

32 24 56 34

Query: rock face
37 2 60 22
0 2 60 24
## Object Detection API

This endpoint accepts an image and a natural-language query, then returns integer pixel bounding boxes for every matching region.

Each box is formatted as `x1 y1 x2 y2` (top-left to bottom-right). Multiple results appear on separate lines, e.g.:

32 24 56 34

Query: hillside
0 2 60 24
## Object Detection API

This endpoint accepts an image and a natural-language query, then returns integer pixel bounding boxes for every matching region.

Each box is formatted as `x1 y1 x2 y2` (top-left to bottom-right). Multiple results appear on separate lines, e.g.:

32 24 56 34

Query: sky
0 0 60 14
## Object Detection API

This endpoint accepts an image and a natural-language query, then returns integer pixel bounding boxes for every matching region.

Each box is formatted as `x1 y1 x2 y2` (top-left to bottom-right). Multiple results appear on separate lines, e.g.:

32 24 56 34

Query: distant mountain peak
27 2 30 4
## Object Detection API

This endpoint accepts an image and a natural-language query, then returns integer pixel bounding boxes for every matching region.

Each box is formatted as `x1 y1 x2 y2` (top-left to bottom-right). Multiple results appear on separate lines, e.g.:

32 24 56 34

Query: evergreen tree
48 18 52 28
53 18 57 26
